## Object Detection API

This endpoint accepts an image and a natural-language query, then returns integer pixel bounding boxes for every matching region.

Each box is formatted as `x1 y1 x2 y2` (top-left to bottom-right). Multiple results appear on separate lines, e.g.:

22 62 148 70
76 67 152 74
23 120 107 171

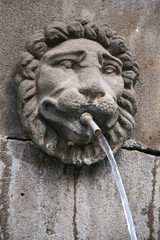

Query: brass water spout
80 112 101 135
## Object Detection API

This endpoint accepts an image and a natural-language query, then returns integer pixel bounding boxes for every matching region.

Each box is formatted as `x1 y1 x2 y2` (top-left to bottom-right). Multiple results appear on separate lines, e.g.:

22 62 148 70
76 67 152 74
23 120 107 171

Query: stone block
0 0 159 151
0 138 75 240
0 138 159 239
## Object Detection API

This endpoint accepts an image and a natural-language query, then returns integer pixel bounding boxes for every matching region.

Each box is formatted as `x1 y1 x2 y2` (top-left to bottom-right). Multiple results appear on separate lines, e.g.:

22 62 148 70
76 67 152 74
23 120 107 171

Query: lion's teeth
67 141 75 146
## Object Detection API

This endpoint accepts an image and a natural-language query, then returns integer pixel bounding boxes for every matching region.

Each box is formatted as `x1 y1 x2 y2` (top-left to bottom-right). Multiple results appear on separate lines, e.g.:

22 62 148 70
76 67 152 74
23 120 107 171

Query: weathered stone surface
0 1 160 239
0 0 160 151
0 138 75 240
153 158 160 240
0 138 159 239
75 149 160 240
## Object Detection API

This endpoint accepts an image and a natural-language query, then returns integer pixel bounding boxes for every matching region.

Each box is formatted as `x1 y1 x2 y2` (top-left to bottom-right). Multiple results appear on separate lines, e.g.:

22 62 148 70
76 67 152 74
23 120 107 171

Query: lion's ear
18 52 39 79
118 89 138 116
18 80 36 103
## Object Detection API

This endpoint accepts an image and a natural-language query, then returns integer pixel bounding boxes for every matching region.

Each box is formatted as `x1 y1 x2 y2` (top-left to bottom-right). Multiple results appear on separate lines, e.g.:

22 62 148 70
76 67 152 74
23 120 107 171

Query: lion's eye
60 60 74 69
103 65 116 74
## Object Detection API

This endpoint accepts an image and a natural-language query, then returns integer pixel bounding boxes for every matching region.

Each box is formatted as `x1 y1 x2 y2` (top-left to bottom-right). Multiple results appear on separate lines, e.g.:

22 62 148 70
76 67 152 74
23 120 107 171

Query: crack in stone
141 158 159 240
6 137 31 142
0 141 12 240
73 166 81 240
3 137 160 157
122 146 160 156
147 158 158 240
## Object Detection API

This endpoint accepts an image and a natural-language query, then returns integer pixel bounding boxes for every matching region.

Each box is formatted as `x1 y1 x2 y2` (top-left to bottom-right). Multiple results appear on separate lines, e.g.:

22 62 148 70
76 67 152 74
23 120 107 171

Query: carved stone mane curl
16 21 140 165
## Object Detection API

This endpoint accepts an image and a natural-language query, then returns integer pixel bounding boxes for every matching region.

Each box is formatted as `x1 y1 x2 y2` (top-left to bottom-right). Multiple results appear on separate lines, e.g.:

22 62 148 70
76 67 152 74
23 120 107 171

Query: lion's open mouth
39 97 119 145
39 97 94 144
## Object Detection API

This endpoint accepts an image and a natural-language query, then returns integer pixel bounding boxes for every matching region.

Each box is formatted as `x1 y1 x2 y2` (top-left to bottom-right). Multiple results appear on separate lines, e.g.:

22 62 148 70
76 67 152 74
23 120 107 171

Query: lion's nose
79 67 105 100
78 68 105 100
79 85 105 99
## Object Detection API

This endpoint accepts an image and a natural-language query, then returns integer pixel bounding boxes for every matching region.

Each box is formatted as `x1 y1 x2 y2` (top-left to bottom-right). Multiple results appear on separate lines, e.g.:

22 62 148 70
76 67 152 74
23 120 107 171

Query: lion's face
37 39 124 160
16 21 139 165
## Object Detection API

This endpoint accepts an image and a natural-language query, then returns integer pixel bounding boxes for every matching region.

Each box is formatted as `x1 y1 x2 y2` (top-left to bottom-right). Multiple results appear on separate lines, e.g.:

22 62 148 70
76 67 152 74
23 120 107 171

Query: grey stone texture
0 0 160 239
0 138 159 239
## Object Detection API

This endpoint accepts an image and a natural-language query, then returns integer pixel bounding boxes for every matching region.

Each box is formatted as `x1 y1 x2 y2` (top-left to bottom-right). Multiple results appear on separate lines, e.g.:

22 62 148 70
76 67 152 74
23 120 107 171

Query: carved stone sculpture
15 21 140 165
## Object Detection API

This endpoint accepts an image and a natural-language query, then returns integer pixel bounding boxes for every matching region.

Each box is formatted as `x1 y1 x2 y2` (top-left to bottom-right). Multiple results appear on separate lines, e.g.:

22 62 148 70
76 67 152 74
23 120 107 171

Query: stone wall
0 0 159 239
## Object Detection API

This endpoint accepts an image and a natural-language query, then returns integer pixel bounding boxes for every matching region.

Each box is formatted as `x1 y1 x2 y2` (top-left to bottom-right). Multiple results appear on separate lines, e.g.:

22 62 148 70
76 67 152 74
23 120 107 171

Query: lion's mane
15 21 139 165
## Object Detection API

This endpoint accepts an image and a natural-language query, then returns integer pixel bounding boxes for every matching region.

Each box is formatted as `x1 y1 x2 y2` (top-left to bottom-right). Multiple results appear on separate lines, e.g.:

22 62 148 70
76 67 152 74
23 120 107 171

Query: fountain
15 20 140 239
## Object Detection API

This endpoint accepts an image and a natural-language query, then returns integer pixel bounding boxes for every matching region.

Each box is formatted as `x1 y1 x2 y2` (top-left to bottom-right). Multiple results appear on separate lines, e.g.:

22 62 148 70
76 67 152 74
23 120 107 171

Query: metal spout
80 112 101 135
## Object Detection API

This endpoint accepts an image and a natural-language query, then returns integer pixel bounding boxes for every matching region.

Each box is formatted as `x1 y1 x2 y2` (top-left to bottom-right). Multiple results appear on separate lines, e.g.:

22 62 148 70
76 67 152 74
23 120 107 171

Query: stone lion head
15 21 139 165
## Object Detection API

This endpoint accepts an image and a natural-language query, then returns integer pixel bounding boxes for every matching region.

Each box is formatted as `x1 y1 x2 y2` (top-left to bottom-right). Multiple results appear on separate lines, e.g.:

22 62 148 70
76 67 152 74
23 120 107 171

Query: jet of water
80 113 137 240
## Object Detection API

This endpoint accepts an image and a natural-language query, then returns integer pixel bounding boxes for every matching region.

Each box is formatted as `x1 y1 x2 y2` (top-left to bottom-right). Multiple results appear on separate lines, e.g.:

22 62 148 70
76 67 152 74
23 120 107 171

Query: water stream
80 113 137 240
96 132 137 240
